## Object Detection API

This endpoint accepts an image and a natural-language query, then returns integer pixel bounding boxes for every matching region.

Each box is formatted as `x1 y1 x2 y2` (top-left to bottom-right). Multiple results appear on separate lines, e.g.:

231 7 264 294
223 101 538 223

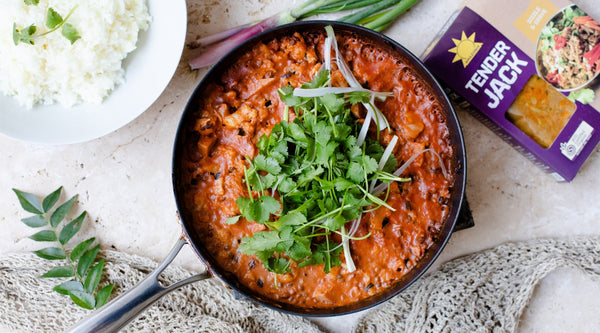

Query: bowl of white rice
0 0 187 144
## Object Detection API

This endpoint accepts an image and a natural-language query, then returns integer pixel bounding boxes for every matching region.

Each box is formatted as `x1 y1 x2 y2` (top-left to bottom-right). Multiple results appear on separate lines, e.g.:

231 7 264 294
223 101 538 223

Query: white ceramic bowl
0 0 187 145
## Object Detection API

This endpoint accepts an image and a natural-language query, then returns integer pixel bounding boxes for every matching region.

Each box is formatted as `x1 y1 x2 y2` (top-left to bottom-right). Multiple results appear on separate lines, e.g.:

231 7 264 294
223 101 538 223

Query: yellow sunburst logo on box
448 32 482 68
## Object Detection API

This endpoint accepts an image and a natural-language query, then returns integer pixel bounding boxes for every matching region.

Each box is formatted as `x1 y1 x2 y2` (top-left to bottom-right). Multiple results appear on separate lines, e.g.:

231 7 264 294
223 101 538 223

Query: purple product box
423 7 600 182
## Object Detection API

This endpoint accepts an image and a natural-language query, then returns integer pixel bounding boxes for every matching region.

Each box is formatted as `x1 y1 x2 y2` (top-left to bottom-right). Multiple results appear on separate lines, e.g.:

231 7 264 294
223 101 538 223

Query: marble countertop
2 0 600 332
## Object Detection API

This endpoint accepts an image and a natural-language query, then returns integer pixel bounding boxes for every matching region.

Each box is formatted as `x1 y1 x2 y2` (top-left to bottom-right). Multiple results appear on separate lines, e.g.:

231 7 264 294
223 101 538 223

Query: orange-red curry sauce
181 31 455 309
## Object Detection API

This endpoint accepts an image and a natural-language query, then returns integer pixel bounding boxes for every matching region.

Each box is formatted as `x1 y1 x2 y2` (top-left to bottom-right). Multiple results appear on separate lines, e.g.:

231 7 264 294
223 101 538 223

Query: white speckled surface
1 0 600 332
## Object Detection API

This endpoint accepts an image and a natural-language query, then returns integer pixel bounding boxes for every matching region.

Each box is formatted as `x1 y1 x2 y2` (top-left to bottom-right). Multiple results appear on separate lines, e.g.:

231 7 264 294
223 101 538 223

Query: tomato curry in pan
179 28 456 309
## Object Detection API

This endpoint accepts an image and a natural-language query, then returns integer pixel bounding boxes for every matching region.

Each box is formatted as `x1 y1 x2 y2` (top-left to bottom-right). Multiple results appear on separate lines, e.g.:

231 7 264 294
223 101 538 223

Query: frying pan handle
64 237 211 333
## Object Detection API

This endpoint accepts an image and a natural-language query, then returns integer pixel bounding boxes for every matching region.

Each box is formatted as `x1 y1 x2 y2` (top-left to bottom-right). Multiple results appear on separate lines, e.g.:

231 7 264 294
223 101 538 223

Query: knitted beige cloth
1 237 599 332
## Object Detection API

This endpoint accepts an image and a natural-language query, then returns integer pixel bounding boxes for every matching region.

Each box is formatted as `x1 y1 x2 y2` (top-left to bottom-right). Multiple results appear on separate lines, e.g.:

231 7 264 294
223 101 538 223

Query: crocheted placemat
1 237 599 332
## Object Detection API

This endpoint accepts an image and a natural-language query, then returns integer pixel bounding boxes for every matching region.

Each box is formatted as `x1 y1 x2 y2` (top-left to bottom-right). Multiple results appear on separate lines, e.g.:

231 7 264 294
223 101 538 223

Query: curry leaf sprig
13 186 113 310
228 69 409 277
13 0 80 46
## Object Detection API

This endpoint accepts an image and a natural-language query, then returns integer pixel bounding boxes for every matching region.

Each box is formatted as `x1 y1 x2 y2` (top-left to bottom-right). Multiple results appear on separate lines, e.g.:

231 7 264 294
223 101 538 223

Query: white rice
0 0 151 109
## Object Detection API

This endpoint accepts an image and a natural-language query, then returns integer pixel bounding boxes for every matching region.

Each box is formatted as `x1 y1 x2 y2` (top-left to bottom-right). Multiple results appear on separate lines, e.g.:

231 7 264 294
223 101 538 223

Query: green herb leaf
230 50 406 278
95 284 114 308
41 265 75 278
46 8 64 29
239 231 284 255
320 93 345 113
253 155 282 175
12 23 37 45
53 280 84 295
347 91 371 105
84 259 104 293
302 69 330 88
237 195 280 224
277 212 307 226
29 230 57 242
268 257 291 274
278 85 303 106
24 0 40 5
34 247 66 260
13 189 43 214
70 237 95 261
14 186 113 310
77 244 100 277
225 215 241 225
13 5 79 46
288 121 309 143
50 194 77 227
288 239 312 261
59 211 86 245
42 186 62 212
69 291 95 310
61 23 81 44
21 215 48 228
347 162 364 183
334 177 355 191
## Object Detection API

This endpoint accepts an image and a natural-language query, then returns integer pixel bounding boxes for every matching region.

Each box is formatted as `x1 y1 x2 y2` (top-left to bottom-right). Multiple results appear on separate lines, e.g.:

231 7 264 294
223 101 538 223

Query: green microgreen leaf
46 8 64 29
347 162 364 183
12 6 80 46
41 265 75 278
229 44 407 280
12 23 37 45
50 195 77 228
278 85 303 106
24 0 40 5
237 195 280 224
42 186 62 212
287 121 309 143
278 212 307 226
239 230 283 255
61 23 81 44
29 230 57 242
225 215 241 225
302 69 330 88
347 91 371 105
253 154 282 175
34 247 66 260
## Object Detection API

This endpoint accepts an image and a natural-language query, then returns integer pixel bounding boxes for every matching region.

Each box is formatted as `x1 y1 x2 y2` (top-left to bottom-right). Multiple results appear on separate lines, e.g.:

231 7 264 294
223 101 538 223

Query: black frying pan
66 21 466 332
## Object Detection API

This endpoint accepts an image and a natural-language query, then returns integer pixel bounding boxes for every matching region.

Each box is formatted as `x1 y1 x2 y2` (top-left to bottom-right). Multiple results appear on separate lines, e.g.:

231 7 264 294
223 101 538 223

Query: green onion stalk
188 0 421 69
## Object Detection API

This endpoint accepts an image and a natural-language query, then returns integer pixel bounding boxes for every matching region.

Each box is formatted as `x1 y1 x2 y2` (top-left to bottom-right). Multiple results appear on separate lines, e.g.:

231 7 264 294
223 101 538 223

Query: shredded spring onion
371 148 449 195
293 87 393 99
356 110 372 147
369 135 398 191
340 225 356 272
323 25 390 136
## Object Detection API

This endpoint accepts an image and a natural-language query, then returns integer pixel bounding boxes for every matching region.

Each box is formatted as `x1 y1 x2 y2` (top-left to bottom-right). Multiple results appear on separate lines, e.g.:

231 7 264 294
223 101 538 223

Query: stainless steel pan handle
64 236 211 333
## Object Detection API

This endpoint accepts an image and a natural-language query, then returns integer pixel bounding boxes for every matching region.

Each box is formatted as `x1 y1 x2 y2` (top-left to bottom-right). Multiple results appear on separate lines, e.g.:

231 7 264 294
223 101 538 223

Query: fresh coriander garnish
12 1 80 46
13 186 114 310
231 69 409 277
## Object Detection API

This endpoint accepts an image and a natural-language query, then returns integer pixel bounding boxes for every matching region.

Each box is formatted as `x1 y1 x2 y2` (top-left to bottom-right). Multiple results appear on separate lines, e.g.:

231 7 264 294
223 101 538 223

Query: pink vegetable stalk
189 12 293 69
188 0 421 69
